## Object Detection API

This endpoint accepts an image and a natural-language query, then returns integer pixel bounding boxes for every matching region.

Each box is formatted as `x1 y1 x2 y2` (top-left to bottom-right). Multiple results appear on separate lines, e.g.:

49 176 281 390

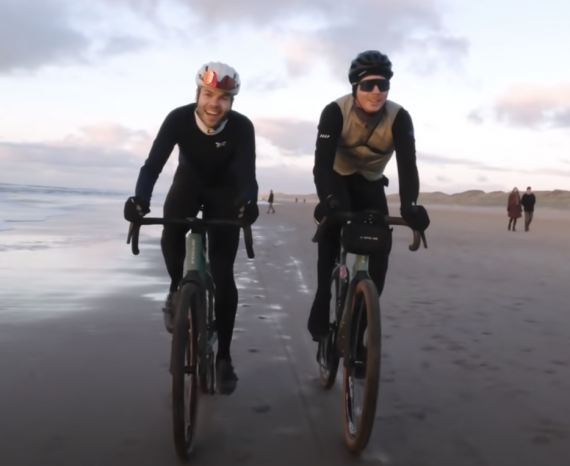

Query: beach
1 185 569 466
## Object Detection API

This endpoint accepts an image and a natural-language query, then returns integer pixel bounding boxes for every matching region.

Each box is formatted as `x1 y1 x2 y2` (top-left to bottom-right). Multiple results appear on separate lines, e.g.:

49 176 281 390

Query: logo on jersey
319 134 330 138
215 141 227 148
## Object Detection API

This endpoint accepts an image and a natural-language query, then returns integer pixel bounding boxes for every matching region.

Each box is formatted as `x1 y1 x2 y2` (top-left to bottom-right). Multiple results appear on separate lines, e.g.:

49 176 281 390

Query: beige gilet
333 94 402 180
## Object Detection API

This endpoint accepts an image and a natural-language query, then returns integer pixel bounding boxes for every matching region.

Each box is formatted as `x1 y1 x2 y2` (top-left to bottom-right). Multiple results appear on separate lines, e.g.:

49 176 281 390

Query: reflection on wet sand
0 200 166 323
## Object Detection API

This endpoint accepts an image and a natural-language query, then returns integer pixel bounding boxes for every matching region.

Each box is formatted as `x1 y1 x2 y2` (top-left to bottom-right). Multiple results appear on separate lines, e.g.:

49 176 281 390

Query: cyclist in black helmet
308 50 431 340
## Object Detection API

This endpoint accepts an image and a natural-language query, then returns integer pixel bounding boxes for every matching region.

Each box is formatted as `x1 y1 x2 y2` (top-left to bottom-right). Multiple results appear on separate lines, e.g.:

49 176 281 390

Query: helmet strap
353 94 386 118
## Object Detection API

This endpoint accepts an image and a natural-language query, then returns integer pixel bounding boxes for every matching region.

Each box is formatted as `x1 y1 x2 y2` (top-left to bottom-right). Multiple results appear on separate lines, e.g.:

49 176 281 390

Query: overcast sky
1 0 568 195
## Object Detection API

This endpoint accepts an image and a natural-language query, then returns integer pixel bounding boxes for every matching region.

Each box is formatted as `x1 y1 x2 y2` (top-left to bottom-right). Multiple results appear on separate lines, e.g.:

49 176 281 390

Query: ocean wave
0 198 68 223
0 233 127 252
0 182 129 198
0 219 13 231
0 183 169 236
0 182 128 229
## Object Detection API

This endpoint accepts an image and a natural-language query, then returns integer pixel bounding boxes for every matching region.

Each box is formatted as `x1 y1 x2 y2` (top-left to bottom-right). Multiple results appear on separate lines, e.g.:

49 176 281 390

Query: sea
0 182 168 323
0 182 130 231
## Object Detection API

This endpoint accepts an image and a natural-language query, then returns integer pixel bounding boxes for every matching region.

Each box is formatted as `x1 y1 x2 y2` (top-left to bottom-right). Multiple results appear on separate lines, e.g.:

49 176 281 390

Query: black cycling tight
314 173 392 302
161 165 240 360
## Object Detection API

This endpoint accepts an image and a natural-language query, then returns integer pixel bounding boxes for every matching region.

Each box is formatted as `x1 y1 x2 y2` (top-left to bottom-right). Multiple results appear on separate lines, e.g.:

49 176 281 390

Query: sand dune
395 189 570 208
260 190 569 209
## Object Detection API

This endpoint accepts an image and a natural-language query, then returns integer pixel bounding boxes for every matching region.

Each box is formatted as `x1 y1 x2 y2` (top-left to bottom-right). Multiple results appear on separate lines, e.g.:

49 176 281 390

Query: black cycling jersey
312 101 420 206
135 103 258 205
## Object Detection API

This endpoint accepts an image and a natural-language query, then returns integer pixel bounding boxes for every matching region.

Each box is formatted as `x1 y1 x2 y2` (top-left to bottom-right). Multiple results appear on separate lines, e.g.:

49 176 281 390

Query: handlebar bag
341 222 392 256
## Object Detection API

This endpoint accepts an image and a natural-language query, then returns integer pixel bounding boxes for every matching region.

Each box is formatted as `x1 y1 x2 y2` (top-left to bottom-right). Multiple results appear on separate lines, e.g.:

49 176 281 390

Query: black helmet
348 50 393 84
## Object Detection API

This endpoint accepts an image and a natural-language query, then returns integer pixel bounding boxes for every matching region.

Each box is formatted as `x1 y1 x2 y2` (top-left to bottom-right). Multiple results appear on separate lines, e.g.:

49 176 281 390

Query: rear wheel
341 278 381 454
171 282 202 460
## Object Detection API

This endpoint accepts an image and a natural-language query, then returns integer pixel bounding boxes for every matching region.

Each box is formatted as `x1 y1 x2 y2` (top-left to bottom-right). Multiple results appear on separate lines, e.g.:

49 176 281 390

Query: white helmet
195 62 241 96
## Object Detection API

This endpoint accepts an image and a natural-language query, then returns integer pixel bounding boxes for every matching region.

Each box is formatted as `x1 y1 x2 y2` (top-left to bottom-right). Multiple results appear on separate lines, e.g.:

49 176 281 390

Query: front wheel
317 267 342 389
200 281 216 395
341 278 381 454
171 282 202 460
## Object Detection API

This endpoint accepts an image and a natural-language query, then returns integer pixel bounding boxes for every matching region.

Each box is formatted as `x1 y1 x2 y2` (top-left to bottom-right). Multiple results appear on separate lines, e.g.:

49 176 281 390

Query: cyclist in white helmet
124 62 259 394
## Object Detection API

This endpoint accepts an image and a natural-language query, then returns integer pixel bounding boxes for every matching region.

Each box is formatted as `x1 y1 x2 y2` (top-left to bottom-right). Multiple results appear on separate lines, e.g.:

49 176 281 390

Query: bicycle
311 209 427 454
127 215 254 460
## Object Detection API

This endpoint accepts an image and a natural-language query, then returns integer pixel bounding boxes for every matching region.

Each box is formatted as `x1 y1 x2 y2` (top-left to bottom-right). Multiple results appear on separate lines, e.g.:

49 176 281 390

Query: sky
0 0 569 196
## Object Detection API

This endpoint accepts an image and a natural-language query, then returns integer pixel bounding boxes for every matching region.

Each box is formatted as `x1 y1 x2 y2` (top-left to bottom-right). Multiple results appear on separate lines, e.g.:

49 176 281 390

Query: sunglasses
358 79 390 92
201 70 237 91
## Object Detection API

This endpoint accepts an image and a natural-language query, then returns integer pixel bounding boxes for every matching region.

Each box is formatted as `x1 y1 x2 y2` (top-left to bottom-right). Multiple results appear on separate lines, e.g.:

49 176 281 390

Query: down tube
184 232 205 275
352 254 369 275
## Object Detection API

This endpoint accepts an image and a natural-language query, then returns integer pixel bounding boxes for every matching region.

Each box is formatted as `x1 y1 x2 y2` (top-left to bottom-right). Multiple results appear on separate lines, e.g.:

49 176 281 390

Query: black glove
314 195 343 223
401 204 430 231
124 196 150 222
327 195 342 212
236 198 259 225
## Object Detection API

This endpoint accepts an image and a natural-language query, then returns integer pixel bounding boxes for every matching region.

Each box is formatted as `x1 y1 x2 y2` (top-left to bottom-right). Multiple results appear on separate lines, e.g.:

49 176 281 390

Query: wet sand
1 202 569 465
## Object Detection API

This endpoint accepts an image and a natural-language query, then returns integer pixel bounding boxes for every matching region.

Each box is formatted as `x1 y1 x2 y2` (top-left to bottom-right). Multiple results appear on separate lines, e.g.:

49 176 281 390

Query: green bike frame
183 232 207 277
182 230 216 352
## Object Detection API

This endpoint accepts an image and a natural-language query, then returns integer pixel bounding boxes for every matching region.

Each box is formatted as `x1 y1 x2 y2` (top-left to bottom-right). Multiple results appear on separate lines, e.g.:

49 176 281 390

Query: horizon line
1 181 568 197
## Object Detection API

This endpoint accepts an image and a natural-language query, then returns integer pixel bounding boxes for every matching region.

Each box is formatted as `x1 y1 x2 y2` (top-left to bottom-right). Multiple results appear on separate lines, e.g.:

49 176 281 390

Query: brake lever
127 222 134 244
420 230 428 249
126 222 141 255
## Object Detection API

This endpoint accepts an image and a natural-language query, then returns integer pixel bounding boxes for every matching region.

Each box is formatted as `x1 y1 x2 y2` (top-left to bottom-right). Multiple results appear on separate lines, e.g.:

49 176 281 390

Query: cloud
99 35 148 56
256 165 314 194
421 181 507 194
2 0 466 78
75 123 150 148
114 0 468 79
0 0 147 73
0 123 164 191
253 116 570 178
419 152 570 177
477 174 488 183
0 141 130 169
0 128 316 195
0 121 315 193
0 143 138 193
419 152 509 171
0 0 88 72
254 118 317 156
242 77 289 93
467 109 484 124
492 83 570 128
436 175 451 183
258 0 469 79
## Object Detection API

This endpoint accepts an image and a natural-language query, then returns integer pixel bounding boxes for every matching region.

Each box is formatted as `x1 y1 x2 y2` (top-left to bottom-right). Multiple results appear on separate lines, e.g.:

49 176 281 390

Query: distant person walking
507 187 522 231
267 190 275 214
521 186 536 231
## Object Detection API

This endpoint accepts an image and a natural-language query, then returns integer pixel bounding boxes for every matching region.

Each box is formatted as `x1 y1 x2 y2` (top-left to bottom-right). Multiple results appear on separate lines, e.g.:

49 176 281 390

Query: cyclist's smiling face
356 75 388 113
196 87 232 128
